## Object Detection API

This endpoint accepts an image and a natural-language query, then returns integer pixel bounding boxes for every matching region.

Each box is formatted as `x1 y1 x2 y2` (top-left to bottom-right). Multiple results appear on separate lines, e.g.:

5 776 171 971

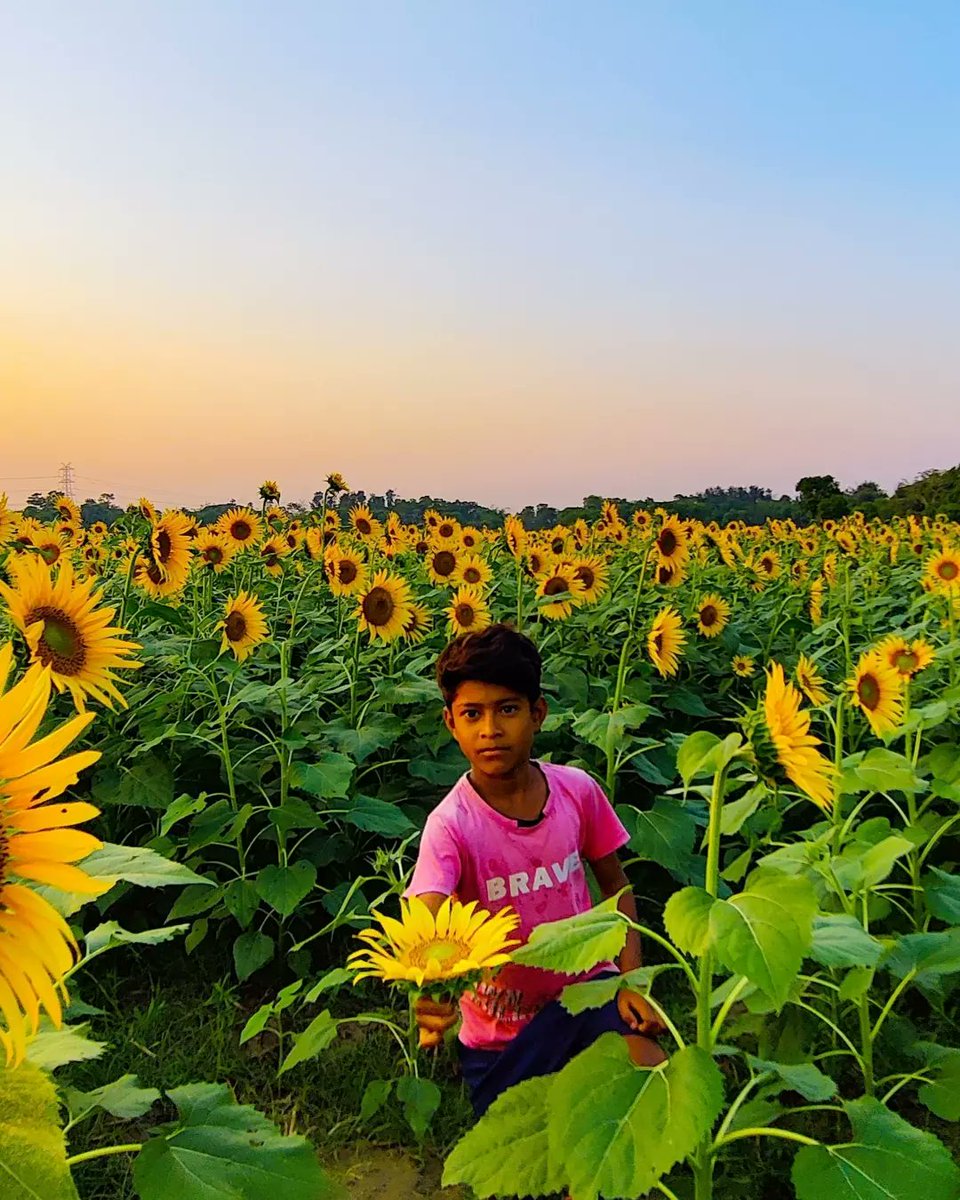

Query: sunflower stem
65 1143 143 1167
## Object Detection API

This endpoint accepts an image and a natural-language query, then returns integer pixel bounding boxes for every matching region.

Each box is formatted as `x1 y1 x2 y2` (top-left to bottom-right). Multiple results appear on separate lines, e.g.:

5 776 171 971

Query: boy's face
444 681 547 780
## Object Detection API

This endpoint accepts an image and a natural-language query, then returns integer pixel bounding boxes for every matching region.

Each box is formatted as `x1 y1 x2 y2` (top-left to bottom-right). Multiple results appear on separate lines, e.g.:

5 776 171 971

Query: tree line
15 463 960 530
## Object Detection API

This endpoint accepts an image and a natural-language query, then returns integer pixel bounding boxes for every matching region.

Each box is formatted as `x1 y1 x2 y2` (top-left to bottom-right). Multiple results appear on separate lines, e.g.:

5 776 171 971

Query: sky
1 2 959 512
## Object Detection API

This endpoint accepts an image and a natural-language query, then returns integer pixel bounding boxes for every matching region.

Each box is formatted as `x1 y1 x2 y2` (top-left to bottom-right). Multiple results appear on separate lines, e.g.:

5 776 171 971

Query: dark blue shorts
458 973 633 1117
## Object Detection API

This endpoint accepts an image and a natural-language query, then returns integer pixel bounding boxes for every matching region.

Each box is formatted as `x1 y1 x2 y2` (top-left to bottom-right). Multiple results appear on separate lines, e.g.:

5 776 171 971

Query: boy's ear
532 695 548 730
442 705 456 735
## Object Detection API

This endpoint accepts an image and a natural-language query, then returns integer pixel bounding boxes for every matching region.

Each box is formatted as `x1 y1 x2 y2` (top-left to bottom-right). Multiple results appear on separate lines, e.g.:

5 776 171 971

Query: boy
406 623 666 1119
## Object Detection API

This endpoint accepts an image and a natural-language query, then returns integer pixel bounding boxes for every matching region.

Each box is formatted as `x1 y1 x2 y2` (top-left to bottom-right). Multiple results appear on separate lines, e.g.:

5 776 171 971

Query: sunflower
572 555 609 604
647 606 686 677
53 495 80 525
446 587 491 636
655 559 686 588
150 510 193 586
32 534 70 568
347 896 520 991
356 571 414 643
423 509 441 531
654 515 689 572
925 548 960 593
732 654 756 678
219 592 269 662
136 497 157 523
809 577 825 625
876 634 936 680
0 557 141 711
747 663 835 810
754 549 781 580
795 654 830 706
264 505 286 531
326 471 348 493
0 644 115 1064
460 526 482 550
525 548 551 579
350 504 379 540
696 594 730 638
217 507 263 551
195 531 236 573
536 564 585 620
434 517 460 543
504 516 526 559
0 500 16 548
133 556 183 600
258 536 290 577
427 545 460 586
303 527 327 562
847 650 904 737
259 480 281 502
456 554 493 589
403 603 433 644
324 546 367 597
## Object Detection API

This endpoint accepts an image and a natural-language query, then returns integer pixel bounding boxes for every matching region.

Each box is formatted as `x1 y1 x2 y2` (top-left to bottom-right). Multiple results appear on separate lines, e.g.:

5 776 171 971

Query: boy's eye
501 704 519 714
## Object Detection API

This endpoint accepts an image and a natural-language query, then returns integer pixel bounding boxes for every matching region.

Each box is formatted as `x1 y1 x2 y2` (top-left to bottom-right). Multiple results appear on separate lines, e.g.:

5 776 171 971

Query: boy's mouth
478 747 510 756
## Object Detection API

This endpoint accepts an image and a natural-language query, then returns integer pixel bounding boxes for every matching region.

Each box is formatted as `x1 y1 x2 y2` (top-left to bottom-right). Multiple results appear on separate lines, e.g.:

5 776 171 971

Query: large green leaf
290 753 355 799
443 1072 562 1197
279 1011 339 1074
808 915 884 968
83 921 188 955
918 1047 960 1121
233 932 274 981
924 868 960 923
676 731 721 785
395 1076 441 1140
792 1097 959 1200
618 800 697 871
559 966 663 1015
664 886 715 956
118 755 176 809
324 715 404 763
510 893 628 975
132 1083 334 1199
77 843 210 889
0 1062 79 1200
25 1023 106 1071
840 748 926 796
64 1074 160 1121
709 870 817 1007
339 794 415 836
881 928 960 979
255 862 317 917
555 1037 725 1200
747 1055 837 1101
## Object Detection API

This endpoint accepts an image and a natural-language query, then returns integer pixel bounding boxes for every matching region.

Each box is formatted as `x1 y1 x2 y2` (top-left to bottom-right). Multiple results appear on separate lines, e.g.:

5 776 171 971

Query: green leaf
858 835 914 888
747 1055 837 1101
559 966 663 1015
924 868 960 923
839 966 875 1002
618 800 697 871
77 843 210 889
325 715 404 763
224 879 260 929
664 886 715 956
268 798 326 837
556 1038 725 1200
132 1082 335 1200
65 1074 160 1120
359 1079 394 1123
279 1011 339 1074
917 1048 960 1121
676 731 721 785
168 883 224 920
84 921 188 955
510 893 628 975
290 753 355 799
720 784 767 836
0 1062 79 1200
408 757 464 786
239 1004 274 1045
118 755 175 809
396 1075 440 1140
255 862 317 917
443 1072 562 1197
233 932 274 981
339 794 415 836
304 968 353 1003
665 688 717 717
709 870 818 1008
26 1023 106 1071
161 794 207 837
808 915 884 968
840 748 926 796
792 1097 959 1200
881 928 960 978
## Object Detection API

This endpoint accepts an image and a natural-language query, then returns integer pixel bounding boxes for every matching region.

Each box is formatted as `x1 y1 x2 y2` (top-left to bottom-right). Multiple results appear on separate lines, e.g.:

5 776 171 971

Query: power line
57 463 75 499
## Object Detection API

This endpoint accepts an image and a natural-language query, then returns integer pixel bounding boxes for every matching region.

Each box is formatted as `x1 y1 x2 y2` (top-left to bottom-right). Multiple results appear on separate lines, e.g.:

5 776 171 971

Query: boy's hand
414 996 458 1048
617 988 667 1038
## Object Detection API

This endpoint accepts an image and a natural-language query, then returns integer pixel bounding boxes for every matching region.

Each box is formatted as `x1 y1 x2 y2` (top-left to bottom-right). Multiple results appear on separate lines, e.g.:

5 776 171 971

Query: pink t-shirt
405 761 629 1051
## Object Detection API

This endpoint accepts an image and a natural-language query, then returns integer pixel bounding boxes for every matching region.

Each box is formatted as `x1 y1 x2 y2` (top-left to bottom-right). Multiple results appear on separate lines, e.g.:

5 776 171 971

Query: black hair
436 622 542 708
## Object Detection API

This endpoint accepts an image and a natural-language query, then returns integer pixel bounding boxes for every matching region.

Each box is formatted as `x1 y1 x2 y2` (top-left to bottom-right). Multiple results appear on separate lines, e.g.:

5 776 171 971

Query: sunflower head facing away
0 557 142 711
847 650 904 737
795 654 830 707
647 606 687 677
259 480 281 502
219 591 269 662
325 471 349 493
744 662 835 810
696 594 730 638
348 897 521 993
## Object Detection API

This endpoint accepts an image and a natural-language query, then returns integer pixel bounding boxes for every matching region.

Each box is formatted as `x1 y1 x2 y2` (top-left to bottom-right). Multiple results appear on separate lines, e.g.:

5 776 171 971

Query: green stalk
65 1144 142 1166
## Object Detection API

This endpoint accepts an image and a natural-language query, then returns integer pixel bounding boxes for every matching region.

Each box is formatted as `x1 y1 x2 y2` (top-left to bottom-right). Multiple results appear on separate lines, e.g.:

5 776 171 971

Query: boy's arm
589 851 642 973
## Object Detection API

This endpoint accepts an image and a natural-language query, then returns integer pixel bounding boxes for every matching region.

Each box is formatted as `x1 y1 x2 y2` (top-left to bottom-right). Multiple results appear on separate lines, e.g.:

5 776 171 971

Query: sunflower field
2 478 960 1200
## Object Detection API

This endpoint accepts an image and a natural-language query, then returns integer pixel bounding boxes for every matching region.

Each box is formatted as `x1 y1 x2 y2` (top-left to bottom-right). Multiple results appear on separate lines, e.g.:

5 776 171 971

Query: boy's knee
625 1033 668 1068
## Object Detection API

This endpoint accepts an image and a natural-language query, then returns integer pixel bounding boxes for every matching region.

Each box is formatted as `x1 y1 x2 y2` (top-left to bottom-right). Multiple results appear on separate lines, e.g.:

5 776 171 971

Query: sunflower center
407 937 470 968
938 561 959 581
232 520 252 541
895 651 918 673
39 543 61 565
857 673 881 711
28 607 86 674
551 538 564 554
433 551 456 577
363 587 395 626
653 633 664 654
439 523 454 539
156 529 172 562
463 567 481 584
225 611 248 642
338 560 358 584
455 603 475 625
658 530 677 556
700 605 717 627
575 565 595 589
544 577 569 596
205 546 224 564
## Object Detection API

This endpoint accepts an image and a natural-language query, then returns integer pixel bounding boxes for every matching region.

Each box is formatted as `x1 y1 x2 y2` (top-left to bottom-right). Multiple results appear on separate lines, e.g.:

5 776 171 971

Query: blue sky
1 2 958 509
